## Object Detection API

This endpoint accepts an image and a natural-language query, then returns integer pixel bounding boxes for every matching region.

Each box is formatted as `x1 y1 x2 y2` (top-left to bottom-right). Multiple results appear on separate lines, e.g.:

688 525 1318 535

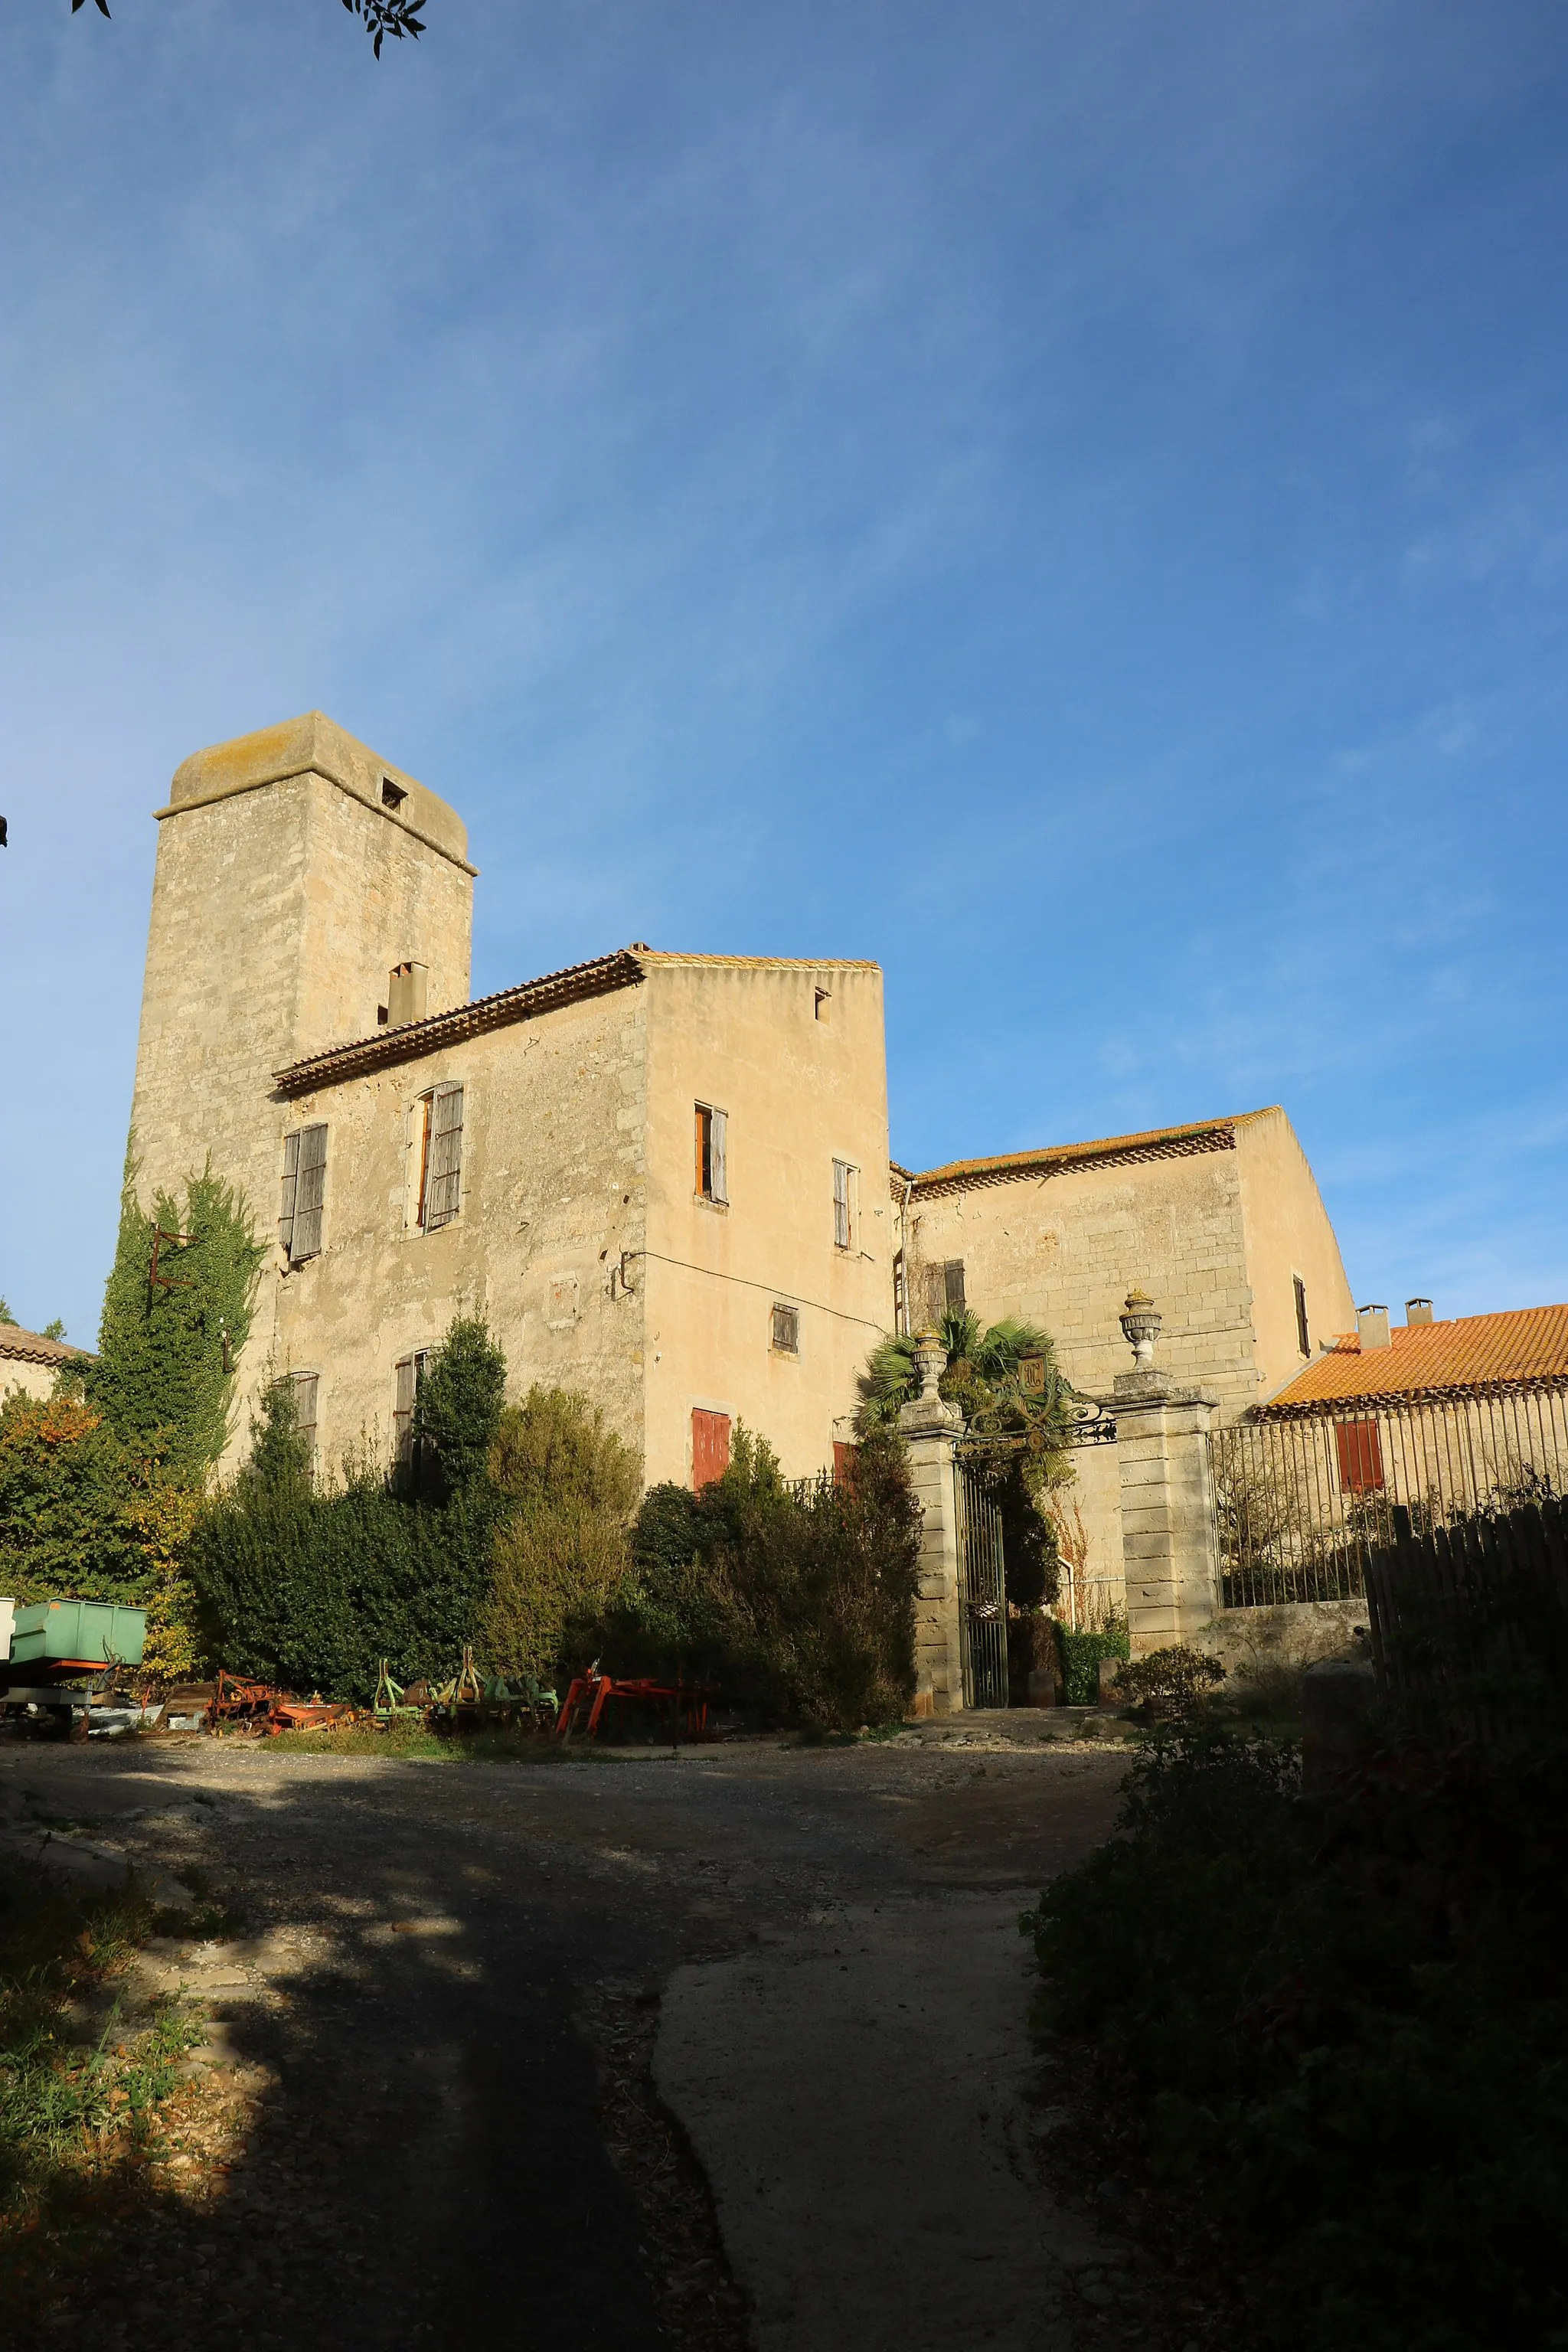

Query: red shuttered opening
692 1409 731 1491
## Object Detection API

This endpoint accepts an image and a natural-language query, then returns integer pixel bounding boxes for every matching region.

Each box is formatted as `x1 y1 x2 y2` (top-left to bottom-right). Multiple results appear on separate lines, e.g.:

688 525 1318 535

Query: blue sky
3 0 1566 1345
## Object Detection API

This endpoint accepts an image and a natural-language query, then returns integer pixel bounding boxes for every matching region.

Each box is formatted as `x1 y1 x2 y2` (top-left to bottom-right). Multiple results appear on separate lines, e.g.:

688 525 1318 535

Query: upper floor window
1293 1275 1311 1358
921 1259 965 1323
416 1083 464 1230
694 1103 728 1204
832 1158 859 1252
771 1302 800 1354
279 1124 328 1263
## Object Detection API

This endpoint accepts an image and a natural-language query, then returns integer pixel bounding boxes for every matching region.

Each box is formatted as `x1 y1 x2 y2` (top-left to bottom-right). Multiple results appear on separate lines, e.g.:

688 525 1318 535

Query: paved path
0 1732 1129 2350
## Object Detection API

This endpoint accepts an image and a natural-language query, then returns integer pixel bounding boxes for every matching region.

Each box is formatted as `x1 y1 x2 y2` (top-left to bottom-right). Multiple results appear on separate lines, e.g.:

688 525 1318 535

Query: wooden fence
1364 1497 1568 1746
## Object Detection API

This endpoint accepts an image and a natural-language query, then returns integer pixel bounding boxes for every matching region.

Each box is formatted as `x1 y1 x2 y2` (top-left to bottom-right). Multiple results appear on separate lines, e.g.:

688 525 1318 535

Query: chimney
1356 1304 1391 1351
386 960 428 1028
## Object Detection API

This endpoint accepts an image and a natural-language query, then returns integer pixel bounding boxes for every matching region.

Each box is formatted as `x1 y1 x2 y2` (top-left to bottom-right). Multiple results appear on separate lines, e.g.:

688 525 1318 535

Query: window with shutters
694 1103 728 1204
770 1302 799 1354
691 1407 730 1491
1293 1274 1311 1358
289 1371 319 1476
832 1158 858 1252
416 1083 464 1231
921 1259 965 1322
279 1125 328 1263
393 1348 435 1469
1334 1419 1385 1494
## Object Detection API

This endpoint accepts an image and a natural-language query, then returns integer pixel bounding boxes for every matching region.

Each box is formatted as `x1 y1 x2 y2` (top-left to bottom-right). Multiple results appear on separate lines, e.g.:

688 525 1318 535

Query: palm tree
858 1308 1073 1448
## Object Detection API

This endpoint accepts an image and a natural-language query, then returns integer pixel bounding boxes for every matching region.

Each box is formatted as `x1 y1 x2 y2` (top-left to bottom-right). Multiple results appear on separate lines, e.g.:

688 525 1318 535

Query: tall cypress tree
90 1152 266 1483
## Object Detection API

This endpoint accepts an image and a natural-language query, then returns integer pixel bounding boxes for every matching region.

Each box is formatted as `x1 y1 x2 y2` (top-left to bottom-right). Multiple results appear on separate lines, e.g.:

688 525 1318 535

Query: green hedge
1052 1616 1129 1704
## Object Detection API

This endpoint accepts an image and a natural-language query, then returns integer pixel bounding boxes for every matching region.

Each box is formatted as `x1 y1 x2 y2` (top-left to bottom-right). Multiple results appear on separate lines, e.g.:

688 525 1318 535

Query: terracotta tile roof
1258 1305 1568 1414
0 1324 92 1367
273 945 880 1095
906 1111 1278 1200
274 948 647 1093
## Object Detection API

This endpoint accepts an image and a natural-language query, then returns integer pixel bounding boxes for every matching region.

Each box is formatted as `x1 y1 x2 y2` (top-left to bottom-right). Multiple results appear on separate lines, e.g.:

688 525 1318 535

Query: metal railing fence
1210 1386 1568 1609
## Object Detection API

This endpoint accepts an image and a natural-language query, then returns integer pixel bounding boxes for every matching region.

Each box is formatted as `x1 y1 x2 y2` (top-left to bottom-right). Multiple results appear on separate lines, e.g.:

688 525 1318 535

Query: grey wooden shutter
709 1107 727 1204
290 1373 319 1473
291 1125 328 1260
944 1259 966 1312
393 1355 416 1462
279 1131 300 1254
833 1159 851 1250
423 1084 464 1228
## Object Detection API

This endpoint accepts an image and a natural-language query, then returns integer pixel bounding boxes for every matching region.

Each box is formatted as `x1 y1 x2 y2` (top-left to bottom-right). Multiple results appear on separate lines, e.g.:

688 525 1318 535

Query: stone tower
127 713 474 1427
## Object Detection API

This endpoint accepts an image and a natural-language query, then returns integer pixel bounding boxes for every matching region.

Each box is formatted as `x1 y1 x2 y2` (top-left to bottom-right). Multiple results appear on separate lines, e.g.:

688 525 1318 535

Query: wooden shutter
771 1302 799 1353
290 1373 319 1474
1294 1276 1311 1358
423 1084 464 1229
291 1125 328 1260
1334 1419 1385 1494
691 1408 730 1491
695 1105 710 1196
833 1159 851 1250
279 1130 300 1254
393 1355 416 1463
832 1440 859 1491
944 1259 966 1313
709 1109 727 1204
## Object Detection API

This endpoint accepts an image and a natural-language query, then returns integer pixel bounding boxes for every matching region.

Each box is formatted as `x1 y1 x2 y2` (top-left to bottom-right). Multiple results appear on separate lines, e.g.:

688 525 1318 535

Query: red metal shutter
1334 1419 1385 1494
691 1409 731 1491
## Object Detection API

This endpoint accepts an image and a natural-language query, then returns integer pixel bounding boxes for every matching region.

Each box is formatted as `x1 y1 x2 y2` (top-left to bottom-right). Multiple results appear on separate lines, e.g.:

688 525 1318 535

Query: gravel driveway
0 1729 1130 2351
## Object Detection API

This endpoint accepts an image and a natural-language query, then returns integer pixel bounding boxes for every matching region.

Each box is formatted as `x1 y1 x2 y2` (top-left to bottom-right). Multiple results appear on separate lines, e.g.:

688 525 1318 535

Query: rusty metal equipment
555 1671 714 1744
208 1671 353 1736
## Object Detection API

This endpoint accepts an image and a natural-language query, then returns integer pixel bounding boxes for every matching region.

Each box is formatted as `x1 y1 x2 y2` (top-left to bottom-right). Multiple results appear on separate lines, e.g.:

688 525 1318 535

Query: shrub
410 1314 508 1498
190 1318 508 1702
0 1395 150 1604
1023 1723 1568 2351
1114 1642 1223 1721
480 1387 642 1681
583 1427 921 1729
1053 1613 1130 1704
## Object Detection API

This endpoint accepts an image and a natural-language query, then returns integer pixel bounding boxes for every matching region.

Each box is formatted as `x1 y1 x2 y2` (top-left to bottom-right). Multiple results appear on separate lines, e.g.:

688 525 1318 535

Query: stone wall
266 983 648 1480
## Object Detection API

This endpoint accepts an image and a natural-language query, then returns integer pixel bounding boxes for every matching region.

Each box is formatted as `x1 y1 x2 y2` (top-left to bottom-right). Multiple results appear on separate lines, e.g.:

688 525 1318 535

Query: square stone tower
128 712 475 1383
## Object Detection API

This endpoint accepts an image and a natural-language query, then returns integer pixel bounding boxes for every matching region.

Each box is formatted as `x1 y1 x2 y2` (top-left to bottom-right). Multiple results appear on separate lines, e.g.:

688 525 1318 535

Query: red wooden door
691 1409 731 1491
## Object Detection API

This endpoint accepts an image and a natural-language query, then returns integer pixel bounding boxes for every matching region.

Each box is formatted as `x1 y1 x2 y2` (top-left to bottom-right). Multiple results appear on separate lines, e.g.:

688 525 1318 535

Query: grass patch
0 1862 201 2247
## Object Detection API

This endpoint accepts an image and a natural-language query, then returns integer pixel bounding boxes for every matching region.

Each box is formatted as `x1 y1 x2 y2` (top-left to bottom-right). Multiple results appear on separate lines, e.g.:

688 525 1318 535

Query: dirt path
0 1733 1129 2350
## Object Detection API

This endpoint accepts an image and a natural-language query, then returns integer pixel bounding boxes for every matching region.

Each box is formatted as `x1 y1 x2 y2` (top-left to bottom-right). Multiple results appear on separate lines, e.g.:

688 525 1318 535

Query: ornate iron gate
956 1457 1008 1710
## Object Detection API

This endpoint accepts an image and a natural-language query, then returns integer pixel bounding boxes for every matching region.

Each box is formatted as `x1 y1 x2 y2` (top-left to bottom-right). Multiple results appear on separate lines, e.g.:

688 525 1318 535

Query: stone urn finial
910 1325 947 1405
1119 1285 1162 1369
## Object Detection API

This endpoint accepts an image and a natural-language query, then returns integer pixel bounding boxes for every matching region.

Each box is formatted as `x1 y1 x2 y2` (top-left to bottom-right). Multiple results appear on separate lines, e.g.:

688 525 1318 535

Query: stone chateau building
126 712 1357 1658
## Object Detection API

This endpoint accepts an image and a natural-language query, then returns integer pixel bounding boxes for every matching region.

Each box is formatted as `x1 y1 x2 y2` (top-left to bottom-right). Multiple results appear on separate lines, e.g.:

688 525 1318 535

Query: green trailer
8 1600 147 1670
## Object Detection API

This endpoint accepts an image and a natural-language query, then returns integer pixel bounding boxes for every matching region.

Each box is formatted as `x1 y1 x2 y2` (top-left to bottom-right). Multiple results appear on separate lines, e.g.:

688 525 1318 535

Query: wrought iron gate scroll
955 1457 1008 1710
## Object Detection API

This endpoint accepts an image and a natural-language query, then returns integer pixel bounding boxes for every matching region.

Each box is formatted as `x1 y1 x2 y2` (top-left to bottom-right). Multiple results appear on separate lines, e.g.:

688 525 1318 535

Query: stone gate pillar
1109 1286 1220 1653
1112 1367 1220 1652
898 1329 966 1716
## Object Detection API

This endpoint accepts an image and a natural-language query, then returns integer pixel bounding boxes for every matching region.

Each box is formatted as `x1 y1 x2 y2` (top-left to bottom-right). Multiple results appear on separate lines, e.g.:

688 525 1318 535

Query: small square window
814 988 831 1022
381 777 407 810
771 1302 800 1354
